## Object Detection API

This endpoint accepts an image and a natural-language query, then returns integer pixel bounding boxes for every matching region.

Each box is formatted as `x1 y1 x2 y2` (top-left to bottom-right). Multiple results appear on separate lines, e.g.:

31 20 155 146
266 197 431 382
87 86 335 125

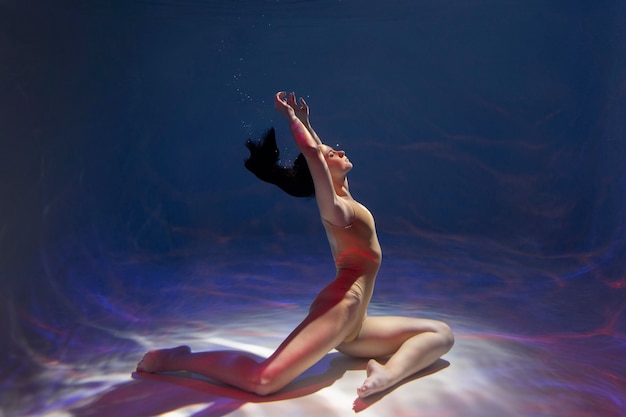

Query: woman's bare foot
136 345 191 373
357 359 393 398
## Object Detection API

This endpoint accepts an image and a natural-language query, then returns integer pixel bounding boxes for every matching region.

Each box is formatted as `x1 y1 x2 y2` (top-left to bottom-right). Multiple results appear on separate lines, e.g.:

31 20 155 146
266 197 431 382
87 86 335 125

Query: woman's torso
322 200 382 272
318 200 381 341
320 200 381 304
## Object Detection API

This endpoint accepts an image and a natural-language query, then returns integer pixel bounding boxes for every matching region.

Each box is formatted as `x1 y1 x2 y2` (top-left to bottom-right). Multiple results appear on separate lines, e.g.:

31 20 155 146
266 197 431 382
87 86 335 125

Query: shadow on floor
68 353 449 417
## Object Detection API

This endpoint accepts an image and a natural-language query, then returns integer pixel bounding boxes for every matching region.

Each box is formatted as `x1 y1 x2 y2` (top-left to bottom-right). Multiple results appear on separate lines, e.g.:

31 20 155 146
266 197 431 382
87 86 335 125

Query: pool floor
2 233 625 417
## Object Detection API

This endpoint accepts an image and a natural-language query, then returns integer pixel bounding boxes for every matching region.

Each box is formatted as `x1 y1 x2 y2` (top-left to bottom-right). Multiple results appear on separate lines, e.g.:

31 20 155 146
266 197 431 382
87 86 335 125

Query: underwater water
1 1 625 416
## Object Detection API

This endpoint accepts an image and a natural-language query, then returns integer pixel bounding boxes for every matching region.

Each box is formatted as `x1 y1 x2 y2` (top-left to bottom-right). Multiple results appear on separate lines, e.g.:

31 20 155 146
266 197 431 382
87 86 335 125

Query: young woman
137 91 454 398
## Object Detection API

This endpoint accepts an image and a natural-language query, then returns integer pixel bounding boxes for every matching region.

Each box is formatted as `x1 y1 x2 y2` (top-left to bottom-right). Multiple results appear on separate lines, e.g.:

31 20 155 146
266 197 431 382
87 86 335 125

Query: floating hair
244 127 315 197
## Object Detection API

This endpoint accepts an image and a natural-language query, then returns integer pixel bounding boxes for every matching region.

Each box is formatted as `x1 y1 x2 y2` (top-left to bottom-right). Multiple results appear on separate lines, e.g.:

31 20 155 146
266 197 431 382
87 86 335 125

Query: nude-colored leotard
320 200 382 342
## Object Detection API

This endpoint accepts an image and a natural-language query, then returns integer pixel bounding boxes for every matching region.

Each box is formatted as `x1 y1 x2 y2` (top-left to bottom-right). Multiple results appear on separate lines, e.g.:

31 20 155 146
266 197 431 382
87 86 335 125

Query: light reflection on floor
3 233 625 417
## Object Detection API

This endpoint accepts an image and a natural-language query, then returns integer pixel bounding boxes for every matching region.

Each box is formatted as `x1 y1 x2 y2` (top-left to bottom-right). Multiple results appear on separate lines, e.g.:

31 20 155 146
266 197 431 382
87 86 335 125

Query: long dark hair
244 127 315 197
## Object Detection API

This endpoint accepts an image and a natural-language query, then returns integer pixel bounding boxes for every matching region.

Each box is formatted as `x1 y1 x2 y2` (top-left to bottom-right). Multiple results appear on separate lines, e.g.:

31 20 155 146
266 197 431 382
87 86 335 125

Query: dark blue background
1 0 625 391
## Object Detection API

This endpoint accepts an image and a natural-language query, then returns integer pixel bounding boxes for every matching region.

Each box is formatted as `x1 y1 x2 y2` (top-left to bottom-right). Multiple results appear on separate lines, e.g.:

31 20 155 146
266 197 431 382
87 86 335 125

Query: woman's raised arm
274 91 353 226
274 92 319 155
286 92 324 145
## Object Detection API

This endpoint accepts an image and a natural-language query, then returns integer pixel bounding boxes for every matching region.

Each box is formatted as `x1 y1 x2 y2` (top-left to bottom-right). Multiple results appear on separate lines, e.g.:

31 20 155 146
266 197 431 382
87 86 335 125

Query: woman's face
322 144 353 176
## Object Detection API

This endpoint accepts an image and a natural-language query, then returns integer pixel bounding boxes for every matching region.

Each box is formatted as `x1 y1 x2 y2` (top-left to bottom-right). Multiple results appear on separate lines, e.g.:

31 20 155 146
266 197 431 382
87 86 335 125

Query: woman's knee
248 364 290 396
432 320 455 351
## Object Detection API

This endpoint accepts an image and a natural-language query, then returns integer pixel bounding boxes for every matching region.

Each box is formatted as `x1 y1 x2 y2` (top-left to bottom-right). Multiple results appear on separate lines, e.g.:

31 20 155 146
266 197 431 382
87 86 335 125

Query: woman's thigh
336 316 448 358
255 295 362 392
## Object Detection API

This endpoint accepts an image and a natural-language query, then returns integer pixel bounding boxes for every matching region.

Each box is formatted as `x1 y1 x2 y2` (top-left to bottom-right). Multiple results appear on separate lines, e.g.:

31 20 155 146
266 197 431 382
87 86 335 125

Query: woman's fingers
275 91 307 116
287 91 298 108
275 91 287 103
274 91 288 108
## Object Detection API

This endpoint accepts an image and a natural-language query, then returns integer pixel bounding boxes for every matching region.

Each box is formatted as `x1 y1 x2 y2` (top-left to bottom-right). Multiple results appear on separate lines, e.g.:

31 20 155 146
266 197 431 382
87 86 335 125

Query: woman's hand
286 92 310 127
275 91 311 126
274 91 296 119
